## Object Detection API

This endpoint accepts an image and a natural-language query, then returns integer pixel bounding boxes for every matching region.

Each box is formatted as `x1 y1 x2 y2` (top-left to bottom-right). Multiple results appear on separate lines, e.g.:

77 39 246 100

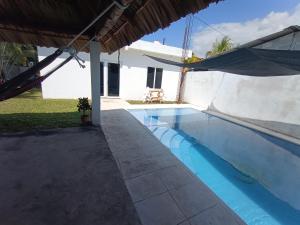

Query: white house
38 40 192 101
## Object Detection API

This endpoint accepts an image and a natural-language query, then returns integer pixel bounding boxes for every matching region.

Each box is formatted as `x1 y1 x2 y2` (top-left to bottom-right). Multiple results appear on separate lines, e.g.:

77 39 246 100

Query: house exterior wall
38 40 185 101
39 50 92 99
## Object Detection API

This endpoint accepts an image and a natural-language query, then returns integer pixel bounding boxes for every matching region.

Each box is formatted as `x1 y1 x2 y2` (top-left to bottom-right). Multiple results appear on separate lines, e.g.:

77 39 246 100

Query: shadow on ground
0 127 141 225
15 88 42 99
0 112 81 132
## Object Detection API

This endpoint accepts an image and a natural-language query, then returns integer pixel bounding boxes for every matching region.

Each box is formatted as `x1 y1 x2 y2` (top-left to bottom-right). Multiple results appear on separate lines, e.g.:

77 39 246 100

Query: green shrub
77 98 91 115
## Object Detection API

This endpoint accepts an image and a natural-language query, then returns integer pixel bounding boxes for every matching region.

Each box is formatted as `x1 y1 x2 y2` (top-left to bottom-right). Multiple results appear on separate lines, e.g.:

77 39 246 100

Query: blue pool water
129 108 300 225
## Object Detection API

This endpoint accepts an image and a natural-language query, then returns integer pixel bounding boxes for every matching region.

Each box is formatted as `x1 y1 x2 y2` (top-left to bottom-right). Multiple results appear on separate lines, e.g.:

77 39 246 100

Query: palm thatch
0 0 221 53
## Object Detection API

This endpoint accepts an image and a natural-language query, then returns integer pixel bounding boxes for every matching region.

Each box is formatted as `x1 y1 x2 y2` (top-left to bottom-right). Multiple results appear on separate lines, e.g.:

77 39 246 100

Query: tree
183 53 202 64
0 42 37 81
206 36 233 58
177 53 202 103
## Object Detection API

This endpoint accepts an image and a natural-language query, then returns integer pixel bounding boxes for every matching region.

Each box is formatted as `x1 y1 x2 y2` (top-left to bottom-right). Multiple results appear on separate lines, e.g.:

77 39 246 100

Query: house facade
38 40 192 101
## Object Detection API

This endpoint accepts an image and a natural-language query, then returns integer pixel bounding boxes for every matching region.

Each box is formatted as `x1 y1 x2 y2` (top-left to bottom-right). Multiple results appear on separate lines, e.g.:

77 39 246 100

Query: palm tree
183 53 202 64
0 42 36 81
206 36 233 58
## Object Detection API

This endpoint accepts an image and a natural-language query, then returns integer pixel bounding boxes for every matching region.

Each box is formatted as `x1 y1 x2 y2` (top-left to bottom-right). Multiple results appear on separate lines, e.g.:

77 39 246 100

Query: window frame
146 67 163 89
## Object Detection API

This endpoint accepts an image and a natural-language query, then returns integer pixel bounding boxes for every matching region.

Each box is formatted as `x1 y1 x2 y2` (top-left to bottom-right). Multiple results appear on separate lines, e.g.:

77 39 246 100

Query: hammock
0 49 63 95
0 0 125 101
0 56 72 101
146 25 300 76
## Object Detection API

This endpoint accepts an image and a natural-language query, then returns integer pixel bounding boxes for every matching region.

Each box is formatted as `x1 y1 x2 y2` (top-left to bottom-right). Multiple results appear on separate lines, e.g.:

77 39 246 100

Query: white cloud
191 4 300 57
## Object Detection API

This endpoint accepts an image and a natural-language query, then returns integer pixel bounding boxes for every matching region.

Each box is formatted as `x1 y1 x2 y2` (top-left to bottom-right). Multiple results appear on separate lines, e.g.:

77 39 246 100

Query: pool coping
101 109 245 225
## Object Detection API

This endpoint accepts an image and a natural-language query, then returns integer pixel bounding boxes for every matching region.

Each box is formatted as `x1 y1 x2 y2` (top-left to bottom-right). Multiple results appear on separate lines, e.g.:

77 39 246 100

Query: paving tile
170 182 218 218
119 157 162 179
135 192 185 225
126 173 167 202
156 154 181 168
106 135 140 153
178 221 191 225
189 204 244 225
119 154 179 179
157 165 195 190
141 142 169 157
113 147 145 162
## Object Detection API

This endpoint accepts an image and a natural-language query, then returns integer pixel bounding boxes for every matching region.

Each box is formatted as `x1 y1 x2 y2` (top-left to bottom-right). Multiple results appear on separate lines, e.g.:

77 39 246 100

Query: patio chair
144 88 164 103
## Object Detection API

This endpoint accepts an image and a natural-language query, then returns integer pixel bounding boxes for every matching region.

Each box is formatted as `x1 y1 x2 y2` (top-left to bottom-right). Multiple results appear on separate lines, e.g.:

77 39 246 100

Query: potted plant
77 97 92 125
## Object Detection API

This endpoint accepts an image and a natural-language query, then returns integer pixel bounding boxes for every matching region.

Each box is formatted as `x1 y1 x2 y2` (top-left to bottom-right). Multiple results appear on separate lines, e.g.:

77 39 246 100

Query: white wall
183 71 300 138
119 65 147 100
184 71 224 108
39 49 92 99
39 43 181 101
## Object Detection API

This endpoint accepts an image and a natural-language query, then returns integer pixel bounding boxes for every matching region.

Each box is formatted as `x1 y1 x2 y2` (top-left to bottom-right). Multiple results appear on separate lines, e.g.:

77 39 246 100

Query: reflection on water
130 108 300 225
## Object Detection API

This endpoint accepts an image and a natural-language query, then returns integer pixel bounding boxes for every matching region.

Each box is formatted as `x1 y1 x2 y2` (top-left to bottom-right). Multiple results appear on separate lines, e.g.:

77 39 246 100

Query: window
146 67 155 88
154 68 163 88
146 67 163 89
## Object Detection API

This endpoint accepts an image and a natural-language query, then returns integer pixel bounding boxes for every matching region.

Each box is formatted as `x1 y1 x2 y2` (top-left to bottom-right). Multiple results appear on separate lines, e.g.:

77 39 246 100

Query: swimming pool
129 108 300 225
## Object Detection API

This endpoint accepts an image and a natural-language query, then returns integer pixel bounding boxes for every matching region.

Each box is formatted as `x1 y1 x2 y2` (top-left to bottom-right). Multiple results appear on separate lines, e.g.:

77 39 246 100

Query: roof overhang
0 0 221 53
125 40 192 58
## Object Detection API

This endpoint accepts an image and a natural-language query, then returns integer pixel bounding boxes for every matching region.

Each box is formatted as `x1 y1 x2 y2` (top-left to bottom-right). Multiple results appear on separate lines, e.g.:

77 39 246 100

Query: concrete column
103 61 108 97
90 41 101 125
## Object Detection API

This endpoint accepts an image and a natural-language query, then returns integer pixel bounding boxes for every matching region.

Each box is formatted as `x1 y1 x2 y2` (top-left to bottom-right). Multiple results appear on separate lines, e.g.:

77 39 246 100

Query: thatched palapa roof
0 0 220 53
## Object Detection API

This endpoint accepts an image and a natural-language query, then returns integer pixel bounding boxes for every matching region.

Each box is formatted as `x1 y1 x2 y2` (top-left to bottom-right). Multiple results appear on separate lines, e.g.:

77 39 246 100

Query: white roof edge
126 40 192 58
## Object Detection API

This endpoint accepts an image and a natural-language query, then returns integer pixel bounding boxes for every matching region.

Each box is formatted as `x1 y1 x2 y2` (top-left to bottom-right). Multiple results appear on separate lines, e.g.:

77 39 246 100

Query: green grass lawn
0 88 81 132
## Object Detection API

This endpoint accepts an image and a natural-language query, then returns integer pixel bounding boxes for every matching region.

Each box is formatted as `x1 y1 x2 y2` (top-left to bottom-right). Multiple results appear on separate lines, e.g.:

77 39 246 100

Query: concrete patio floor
0 98 254 225
101 109 245 225
0 127 141 225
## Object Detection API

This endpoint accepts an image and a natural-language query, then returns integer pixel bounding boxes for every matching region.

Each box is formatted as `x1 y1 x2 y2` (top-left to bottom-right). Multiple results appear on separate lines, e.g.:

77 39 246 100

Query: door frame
107 62 120 97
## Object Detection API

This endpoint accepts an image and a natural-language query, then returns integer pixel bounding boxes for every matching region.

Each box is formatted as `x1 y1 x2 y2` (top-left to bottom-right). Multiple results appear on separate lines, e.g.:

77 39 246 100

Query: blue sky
142 0 300 50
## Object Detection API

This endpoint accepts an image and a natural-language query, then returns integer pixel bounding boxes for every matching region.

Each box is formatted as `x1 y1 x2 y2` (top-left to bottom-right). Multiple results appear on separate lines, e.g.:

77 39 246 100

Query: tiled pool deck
102 109 245 225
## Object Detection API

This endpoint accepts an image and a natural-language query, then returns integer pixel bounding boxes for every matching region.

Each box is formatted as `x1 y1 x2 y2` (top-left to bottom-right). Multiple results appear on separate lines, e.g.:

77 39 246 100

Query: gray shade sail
146 25 300 76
